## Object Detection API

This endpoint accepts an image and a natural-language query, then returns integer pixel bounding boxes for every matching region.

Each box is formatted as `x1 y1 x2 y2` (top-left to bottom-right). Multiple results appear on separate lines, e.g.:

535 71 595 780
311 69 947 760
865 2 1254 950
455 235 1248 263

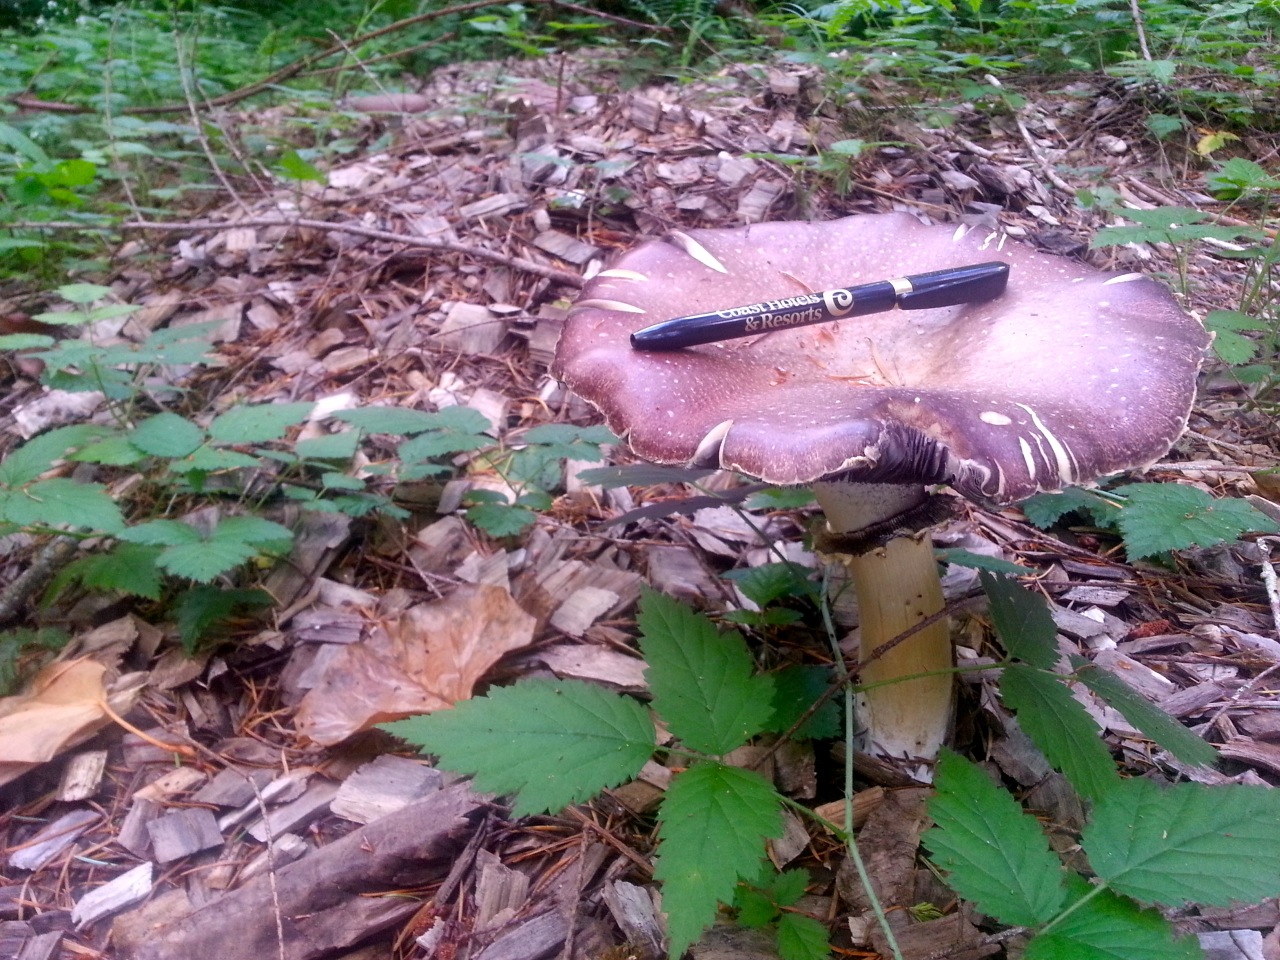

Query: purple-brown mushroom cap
552 213 1210 505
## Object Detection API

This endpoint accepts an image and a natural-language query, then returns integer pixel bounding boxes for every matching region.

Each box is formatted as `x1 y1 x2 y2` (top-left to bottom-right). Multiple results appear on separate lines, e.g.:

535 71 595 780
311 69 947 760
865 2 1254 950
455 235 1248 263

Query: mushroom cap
552 213 1210 505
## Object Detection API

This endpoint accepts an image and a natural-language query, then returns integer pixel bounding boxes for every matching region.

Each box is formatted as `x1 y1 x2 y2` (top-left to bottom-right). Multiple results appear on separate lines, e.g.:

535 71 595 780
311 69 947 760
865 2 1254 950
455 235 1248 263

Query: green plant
383 572 1276 959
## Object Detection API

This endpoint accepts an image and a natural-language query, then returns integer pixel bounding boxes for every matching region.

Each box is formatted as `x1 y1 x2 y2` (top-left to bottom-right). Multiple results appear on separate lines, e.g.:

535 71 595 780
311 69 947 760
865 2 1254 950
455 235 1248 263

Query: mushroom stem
813 483 953 779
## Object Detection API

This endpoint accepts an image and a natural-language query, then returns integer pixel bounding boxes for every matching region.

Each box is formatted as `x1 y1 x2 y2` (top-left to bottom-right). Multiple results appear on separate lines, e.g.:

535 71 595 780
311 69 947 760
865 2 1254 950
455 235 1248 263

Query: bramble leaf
174 586 272 652
2 478 124 533
721 562 817 607
636 589 774 754
574 463 717 489
465 502 536 537
211 516 292 546
1112 483 1277 560
981 573 1059 669
1000 664 1119 801
1084 778 1280 907
936 549 1028 574
924 751 1067 927
1021 486 1121 529
383 679 654 816
0 425 103 486
776 912 830 960
655 762 783 956
208 402 315 443
1025 878 1200 960
771 868 810 907
767 664 839 741
119 519 203 546
156 538 260 581
129 412 205 458
334 406 467 435
1204 310 1268 365
48 543 163 601
1071 657 1217 768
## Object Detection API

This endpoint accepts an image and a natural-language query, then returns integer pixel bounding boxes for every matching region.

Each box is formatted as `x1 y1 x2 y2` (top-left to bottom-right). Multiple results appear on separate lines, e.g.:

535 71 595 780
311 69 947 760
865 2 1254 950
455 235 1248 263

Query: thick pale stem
813 482 953 777
846 532 953 768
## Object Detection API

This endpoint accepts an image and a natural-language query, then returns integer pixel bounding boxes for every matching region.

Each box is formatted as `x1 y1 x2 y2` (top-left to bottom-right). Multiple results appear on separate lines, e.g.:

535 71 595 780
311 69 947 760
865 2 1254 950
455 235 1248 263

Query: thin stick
1128 0 1153 61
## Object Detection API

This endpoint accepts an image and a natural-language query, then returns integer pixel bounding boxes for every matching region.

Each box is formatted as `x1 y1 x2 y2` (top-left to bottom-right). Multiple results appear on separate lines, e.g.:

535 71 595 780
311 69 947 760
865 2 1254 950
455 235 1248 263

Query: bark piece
191 767 275 808
869 911 999 960
246 778 338 842
58 750 108 802
147 809 223 863
72 862 153 929
436 302 507 356
602 881 664 960
123 784 484 960
330 755 443 825
473 910 567 960
9 809 99 871
836 787 929 912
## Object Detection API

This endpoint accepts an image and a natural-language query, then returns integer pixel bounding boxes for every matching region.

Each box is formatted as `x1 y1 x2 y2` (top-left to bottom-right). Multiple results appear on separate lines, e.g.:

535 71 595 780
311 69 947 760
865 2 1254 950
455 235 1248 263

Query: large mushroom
552 212 1209 776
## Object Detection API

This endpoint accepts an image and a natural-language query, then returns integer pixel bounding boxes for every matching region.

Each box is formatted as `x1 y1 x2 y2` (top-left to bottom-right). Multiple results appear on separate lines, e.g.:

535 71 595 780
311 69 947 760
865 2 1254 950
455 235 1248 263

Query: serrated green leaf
0 333 55 349
466 502 536 537
212 516 293 546
767 664 839 740
936 549 1029 574
1071 657 1217 768
775 912 830 960
722 562 817 607
71 436 147 466
0 425 103 486
173 586 272 653
55 283 113 304
171 446 262 473
770 868 810 907
295 431 359 461
208 402 315 443
655 762 783 956
129 412 205 458
1026 879 1200 960
1085 778 1280 907
2 479 124 533
320 472 366 491
279 148 325 182
52 543 163 601
157 538 259 581
924 751 1067 927
1205 310 1267 366
522 423 617 451
573 463 717 489
981 572 1059 669
636 590 775 754
334 406 456 435
1000 664 1119 801
397 429 491 462
1113 483 1278 560
33 310 94 326
734 886 778 927
382 678 654 816
119 519 203 546
1021 487 1122 529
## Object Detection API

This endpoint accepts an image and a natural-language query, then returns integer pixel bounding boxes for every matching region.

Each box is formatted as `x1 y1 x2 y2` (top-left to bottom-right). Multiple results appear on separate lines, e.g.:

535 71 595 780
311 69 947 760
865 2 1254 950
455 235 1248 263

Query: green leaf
936 549 1028 574
296 431 359 461
741 486 816 510
119 519 203 546
211 516 293 546
981 572 1059 669
767 664 839 740
770 868 810 907
157 538 260 582
173 586 272 653
734 885 778 927
655 762 783 956
465 502 536 537
1072 657 1217 768
721 562 817 607
50 543 163 601
208 402 315 443
1204 310 1268 366
1145 113 1185 140
1026 878 1200 960
924 751 1067 927
333 406 459 435
1085 778 1280 907
1000 664 1119 801
172 446 261 473
55 283 113 304
775 912 830 960
382 679 655 816
0 333 55 349
71 436 147 466
278 149 326 182
0 425 103 486
397 428 491 462
2 478 124 533
128 412 205 458
636 590 775 754
1021 487 1121 529
1112 483 1278 560
0 120 51 165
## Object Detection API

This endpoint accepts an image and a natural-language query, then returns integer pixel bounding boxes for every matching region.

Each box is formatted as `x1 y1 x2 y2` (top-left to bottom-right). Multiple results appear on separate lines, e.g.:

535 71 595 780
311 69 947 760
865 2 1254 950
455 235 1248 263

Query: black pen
629 261 1010 351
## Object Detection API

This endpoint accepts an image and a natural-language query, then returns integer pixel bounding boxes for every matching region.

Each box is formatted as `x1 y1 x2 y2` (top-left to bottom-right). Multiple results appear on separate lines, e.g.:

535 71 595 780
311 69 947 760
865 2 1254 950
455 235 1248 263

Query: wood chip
535 643 647 689
72 862 153 929
532 229 598 265
870 911 1000 960
474 849 530 931
330 755 443 825
549 586 620 637
473 910 567 960
602 882 664 960
246 778 339 842
1093 649 1176 699
134 766 207 802
10 809 98 871
147 809 223 863
16 930 62 960
1061 585 1130 606
1199 929 1266 960
458 194 526 220
58 750 108 802
436 302 507 356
